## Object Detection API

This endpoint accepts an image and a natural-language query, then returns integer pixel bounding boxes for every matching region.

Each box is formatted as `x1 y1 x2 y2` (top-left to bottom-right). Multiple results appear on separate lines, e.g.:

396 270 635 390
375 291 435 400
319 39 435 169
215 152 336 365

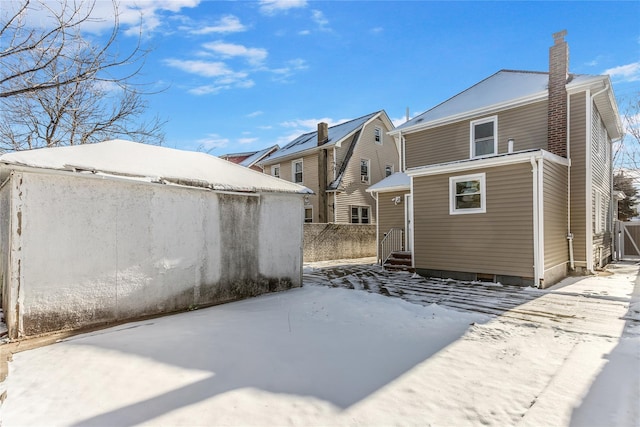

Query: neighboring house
0 140 310 340
261 110 398 224
219 144 279 172
368 31 622 288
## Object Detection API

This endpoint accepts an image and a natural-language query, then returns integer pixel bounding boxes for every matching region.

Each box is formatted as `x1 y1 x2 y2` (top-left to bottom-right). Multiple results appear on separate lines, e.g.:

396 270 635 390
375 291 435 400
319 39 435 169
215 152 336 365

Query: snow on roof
395 71 549 132
0 139 312 194
366 172 410 193
240 144 278 167
264 111 380 163
395 70 610 134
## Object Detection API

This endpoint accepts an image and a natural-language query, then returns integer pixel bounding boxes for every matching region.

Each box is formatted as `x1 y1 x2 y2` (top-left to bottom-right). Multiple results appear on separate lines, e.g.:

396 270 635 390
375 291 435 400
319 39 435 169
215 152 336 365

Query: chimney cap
552 30 567 44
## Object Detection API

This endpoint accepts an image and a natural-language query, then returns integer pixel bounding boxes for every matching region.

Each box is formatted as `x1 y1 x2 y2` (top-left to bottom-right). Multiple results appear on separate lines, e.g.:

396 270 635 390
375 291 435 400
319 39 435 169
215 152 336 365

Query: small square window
385 164 393 177
304 207 313 223
450 173 486 215
272 164 280 178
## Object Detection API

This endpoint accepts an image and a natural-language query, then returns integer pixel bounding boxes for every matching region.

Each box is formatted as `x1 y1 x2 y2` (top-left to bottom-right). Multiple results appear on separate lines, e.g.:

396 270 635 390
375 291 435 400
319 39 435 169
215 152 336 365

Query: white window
374 127 382 145
292 159 303 184
272 164 280 178
385 164 394 177
360 159 370 183
450 173 486 215
304 206 313 223
470 116 497 158
351 206 370 224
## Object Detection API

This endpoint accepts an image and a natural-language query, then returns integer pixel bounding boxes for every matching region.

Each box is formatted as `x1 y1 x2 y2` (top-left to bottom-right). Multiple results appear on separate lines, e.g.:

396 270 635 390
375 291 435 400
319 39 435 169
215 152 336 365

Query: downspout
531 157 541 287
567 94 575 270
401 132 406 172
372 191 379 263
585 83 610 273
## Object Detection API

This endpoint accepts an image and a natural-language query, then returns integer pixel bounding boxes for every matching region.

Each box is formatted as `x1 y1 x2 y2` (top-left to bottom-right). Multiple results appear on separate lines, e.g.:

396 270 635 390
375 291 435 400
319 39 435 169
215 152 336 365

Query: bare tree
0 0 165 150
614 92 640 170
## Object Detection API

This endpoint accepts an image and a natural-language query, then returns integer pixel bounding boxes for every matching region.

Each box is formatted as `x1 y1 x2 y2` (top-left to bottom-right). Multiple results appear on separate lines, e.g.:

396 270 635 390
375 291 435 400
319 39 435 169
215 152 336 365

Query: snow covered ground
1 259 638 426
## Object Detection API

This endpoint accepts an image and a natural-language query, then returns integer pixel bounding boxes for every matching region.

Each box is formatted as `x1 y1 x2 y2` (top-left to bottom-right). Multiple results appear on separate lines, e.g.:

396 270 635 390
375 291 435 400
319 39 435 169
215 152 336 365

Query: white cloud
280 117 348 130
247 111 264 118
202 41 268 65
164 59 238 77
311 10 330 31
260 0 307 15
188 15 247 35
164 58 254 95
196 133 229 150
298 30 311 36
270 58 309 82
604 61 640 82
9 0 200 36
370 27 383 34
238 138 258 145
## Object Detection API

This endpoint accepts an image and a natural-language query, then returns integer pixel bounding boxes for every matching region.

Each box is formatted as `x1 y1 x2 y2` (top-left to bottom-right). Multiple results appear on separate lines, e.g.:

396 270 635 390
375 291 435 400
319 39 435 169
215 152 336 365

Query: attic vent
416 118 423 123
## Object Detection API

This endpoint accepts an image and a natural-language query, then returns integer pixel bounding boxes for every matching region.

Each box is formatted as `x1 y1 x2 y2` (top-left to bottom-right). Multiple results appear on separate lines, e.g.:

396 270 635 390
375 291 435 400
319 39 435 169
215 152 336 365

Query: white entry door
405 194 413 252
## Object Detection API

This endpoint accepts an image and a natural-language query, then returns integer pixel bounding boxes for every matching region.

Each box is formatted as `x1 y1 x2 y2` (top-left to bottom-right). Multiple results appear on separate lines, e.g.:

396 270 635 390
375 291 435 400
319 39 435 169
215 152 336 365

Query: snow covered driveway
1 260 638 426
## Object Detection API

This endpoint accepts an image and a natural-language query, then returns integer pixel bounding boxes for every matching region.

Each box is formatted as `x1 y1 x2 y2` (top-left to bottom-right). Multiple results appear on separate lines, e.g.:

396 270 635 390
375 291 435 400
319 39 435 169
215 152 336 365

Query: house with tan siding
261 110 398 224
368 31 622 288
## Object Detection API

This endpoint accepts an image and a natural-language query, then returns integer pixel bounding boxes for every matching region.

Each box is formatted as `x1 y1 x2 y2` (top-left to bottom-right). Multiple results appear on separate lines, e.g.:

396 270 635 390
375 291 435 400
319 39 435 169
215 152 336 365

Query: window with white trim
385 164 394 177
450 173 486 215
470 116 497 158
272 164 280 178
292 159 303 184
360 159 370 184
304 206 313 223
351 206 370 224
374 127 382 145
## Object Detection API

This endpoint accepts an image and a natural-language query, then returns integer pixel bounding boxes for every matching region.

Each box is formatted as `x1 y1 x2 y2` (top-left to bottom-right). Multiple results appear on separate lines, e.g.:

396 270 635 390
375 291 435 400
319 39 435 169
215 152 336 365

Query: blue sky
80 1 640 154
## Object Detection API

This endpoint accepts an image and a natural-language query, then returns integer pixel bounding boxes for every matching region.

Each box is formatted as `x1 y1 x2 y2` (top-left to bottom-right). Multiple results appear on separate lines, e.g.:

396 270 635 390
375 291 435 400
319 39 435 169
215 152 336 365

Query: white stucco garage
0 140 311 340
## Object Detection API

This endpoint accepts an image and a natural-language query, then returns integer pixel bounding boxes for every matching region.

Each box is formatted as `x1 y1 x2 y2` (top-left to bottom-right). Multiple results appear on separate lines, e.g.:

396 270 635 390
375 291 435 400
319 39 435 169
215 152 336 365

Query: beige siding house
369 31 622 288
261 111 398 224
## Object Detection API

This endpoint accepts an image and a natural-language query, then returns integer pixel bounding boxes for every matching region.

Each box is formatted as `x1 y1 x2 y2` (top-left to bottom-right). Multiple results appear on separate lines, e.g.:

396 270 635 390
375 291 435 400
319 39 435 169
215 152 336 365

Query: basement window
450 173 486 215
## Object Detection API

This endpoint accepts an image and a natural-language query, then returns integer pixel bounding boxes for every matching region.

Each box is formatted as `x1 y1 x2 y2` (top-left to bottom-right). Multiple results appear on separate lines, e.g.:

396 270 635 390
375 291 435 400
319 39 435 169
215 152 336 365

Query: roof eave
366 184 410 194
389 91 548 136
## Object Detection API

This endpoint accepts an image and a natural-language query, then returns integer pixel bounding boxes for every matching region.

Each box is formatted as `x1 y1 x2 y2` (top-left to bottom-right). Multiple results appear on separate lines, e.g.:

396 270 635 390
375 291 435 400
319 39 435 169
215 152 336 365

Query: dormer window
470 116 497 158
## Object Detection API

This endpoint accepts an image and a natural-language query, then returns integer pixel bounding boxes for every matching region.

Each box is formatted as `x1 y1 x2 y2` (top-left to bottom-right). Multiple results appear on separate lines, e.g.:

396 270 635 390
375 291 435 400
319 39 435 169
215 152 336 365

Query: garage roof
0 139 312 194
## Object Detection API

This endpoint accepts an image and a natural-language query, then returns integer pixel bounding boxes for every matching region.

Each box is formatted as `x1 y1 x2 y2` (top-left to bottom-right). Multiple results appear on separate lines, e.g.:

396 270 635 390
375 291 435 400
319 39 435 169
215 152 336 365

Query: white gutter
409 176 415 269
406 149 569 178
366 185 411 194
401 133 406 172
372 191 379 262
531 157 541 287
567 93 575 270
585 83 610 273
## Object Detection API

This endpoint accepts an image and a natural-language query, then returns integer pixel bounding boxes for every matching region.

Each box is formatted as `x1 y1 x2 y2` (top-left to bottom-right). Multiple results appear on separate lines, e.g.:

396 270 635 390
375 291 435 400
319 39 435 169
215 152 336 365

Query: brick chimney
548 30 569 158
317 122 328 146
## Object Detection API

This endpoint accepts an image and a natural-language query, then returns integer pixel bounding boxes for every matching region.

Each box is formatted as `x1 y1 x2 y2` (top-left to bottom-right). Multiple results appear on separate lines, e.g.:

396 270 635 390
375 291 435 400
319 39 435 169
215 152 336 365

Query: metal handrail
380 228 404 266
